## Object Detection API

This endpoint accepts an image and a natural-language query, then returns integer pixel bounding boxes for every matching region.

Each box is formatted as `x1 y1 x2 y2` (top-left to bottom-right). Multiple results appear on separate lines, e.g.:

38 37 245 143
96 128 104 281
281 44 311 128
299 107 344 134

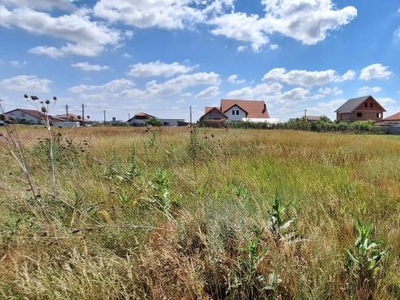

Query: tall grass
1 126 400 299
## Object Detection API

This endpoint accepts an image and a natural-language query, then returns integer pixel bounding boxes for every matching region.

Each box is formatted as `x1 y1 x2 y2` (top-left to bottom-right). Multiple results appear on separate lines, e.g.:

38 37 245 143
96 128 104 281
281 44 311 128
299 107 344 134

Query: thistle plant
345 220 388 299
24 94 58 199
268 195 295 244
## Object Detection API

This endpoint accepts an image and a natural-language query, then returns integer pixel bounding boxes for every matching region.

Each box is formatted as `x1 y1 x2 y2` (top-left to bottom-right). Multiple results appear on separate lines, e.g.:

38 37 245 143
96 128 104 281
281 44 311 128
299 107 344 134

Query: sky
0 0 399 122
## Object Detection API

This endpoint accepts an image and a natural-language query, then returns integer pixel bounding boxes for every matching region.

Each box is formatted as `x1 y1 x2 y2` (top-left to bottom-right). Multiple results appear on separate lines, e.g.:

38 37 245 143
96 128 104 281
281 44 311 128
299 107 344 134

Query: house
4 108 49 124
375 112 400 134
54 113 81 122
335 95 385 122
127 112 156 126
127 112 185 127
200 99 271 123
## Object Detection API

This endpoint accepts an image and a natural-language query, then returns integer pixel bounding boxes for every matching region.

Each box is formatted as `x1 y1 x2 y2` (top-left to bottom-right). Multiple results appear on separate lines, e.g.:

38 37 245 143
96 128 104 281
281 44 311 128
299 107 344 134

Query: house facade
335 95 385 122
200 99 270 122
4 108 47 124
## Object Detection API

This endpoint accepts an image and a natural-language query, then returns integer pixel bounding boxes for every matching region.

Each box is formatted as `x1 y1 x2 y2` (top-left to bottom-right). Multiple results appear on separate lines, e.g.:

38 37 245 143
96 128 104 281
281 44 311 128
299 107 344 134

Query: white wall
225 107 246 121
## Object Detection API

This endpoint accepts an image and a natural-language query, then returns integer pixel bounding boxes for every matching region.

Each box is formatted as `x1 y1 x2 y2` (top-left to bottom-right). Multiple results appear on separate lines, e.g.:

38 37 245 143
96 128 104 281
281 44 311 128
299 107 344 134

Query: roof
55 113 80 121
335 95 386 113
199 107 228 120
220 99 269 118
5 108 49 120
381 112 400 121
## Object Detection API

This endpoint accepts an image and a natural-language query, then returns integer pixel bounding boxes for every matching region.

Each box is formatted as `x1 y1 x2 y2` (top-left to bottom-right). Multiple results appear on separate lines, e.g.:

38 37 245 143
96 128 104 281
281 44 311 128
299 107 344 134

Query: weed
345 220 388 299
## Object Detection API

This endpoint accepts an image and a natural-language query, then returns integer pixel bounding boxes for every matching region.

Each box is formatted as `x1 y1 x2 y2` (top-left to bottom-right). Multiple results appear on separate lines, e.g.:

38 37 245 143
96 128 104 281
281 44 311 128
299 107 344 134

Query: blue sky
0 0 399 122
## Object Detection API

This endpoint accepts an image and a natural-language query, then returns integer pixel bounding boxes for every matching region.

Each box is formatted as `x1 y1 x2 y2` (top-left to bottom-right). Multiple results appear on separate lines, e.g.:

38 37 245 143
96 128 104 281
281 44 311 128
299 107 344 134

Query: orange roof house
200 99 270 122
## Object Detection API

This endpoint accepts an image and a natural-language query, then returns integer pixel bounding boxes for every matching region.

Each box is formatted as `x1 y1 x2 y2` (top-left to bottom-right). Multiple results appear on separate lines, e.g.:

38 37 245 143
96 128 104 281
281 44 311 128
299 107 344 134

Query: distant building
335 95 385 122
127 112 185 127
4 108 48 124
200 99 276 123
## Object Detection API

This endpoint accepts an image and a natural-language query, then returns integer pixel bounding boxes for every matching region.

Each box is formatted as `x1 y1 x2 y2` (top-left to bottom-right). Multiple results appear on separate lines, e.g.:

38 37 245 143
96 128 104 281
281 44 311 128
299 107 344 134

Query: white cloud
69 78 134 94
0 0 77 11
270 44 279 50
145 72 220 96
196 86 220 99
93 0 234 30
70 72 220 103
0 75 51 92
313 87 343 99
210 13 268 51
228 74 245 84
28 46 65 59
359 63 391 80
261 0 357 45
209 0 357 51
340 70 356 81
0 5 124 57
357 86 382 96
128 61 194 78
226 82 282 99
10 60 27 67
71 62 110 71
263 68 355 86
237 45 246 52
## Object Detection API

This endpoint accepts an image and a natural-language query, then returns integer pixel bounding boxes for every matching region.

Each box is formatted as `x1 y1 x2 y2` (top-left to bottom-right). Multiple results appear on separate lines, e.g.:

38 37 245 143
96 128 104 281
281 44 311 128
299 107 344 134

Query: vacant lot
1 126 400 299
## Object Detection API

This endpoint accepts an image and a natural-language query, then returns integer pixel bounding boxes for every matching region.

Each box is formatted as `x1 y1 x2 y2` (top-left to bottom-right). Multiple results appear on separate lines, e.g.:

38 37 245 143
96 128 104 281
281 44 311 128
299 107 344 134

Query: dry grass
1 126 400 299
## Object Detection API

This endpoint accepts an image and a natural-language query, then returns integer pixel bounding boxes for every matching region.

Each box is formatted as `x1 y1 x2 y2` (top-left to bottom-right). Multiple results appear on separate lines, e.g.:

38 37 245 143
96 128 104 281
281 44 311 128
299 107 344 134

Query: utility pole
304 109 307 120
103 110 106 125
66 104 69 121
81 103 85 124
190 106 192 124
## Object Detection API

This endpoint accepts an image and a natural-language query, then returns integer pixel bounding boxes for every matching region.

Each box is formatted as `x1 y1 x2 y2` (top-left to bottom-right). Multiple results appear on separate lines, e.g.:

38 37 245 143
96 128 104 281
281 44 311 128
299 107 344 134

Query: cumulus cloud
210 0 357 51
359 63 391 80
10 60 27 67
357 86 382 96
228 74 245 84
69 78 134 94
210 13 268 51
0 0 77 11
226 82 282 99
263 68 355 86
0 75 51 92
196 86 220 99
128 61 194 78
93 0 234 30
70 72 220 103
71 62 110 71
0 5 125 57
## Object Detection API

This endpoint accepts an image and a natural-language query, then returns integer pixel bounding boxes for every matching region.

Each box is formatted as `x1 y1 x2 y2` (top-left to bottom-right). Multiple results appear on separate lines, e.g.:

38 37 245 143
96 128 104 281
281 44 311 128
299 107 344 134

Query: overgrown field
1 126 400 299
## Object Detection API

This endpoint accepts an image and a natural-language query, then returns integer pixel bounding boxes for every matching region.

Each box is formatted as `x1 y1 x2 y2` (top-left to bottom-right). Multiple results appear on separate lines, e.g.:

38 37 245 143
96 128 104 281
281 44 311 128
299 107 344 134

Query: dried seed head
53 96 57 101
45 99 50 105
41 106 47 113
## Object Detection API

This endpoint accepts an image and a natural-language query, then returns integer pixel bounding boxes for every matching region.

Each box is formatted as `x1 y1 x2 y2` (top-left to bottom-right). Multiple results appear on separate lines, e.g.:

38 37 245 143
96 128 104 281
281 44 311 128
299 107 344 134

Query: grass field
1 125 400 299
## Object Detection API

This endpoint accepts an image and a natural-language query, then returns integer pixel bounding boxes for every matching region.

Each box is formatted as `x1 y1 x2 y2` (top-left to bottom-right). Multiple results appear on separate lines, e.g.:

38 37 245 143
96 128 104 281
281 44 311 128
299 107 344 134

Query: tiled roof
5 108 50 120
135 112 155 118
220 99 269 118
381 112 400 121
55 113 80 121
199 107 228 120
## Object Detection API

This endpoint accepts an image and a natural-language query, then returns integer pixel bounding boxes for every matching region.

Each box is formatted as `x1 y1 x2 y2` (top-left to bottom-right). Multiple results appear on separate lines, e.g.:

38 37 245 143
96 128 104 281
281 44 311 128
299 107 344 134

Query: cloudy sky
0 0 399 122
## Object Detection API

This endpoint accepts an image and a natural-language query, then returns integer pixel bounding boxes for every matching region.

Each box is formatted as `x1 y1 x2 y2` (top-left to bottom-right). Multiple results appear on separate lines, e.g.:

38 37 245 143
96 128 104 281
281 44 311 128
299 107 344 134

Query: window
232 109 239 115
376 113 380 118
365 103 368 108
357 112 362 117
370 103 373 108
231 110 235 116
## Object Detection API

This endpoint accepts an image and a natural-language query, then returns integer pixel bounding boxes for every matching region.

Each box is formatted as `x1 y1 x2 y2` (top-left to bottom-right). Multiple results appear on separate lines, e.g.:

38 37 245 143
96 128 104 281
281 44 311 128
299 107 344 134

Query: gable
220 99 269 118
200 107 228 120
335 95 386 113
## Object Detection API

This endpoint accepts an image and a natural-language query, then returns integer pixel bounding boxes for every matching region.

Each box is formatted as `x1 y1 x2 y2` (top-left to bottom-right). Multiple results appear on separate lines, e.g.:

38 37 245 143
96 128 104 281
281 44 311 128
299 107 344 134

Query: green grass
1 126 400 299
